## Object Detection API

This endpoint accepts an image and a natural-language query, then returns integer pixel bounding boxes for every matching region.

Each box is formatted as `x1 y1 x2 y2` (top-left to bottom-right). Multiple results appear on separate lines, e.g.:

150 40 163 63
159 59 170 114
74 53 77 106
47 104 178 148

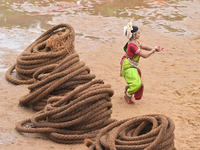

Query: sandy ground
0 14 200 150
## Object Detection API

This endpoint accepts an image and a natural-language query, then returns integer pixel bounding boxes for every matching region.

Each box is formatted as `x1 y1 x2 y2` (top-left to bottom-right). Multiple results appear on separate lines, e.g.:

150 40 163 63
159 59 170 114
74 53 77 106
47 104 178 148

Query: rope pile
16 79 115 144
5 23 75 85
13 23 116 143
86 114 176 150
19 52 96 111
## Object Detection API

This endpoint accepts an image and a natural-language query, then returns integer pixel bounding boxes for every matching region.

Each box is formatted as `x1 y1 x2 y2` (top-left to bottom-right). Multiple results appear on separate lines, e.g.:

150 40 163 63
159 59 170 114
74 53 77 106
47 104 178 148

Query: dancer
120 21 164 104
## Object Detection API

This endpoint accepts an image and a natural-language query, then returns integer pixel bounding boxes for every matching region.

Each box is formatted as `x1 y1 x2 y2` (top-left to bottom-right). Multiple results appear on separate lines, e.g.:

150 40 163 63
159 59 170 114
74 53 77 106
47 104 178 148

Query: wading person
120 21 164 104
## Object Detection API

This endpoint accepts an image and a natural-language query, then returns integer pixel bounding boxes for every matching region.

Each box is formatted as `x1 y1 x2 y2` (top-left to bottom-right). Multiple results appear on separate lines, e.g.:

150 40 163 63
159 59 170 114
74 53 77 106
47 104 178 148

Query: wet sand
0 11 200 150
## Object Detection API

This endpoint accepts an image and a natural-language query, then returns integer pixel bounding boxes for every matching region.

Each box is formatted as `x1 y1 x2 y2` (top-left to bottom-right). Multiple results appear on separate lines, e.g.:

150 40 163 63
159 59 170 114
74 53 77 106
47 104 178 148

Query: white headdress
124 21 133 39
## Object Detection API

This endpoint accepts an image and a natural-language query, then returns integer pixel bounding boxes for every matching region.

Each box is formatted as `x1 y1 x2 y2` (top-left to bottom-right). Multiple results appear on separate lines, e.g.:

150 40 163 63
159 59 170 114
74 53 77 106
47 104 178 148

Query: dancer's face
135 30 141 39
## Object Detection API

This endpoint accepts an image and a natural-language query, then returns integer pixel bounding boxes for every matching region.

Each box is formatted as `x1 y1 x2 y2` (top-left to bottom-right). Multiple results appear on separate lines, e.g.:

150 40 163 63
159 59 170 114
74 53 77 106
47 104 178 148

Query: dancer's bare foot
124 95 135 104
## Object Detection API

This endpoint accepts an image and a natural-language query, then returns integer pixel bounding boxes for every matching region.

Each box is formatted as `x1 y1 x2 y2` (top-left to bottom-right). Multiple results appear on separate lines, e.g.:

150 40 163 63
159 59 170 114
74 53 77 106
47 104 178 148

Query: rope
18 52 96 111
86 114 176 150
13 25 116 142
16 79 116 144
5 23 75 85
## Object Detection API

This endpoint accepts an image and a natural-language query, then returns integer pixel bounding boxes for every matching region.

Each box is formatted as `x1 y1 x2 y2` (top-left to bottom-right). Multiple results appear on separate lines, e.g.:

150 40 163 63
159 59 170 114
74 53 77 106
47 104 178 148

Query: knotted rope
86 114 176 150
16 79 116 144
5 23 75 85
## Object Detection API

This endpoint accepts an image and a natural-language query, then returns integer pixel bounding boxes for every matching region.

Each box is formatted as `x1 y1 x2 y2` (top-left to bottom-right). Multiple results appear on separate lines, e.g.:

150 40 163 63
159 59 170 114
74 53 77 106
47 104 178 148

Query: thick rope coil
5 23 76 85
86 114 176 150
18 52 96 111
16 79 116 144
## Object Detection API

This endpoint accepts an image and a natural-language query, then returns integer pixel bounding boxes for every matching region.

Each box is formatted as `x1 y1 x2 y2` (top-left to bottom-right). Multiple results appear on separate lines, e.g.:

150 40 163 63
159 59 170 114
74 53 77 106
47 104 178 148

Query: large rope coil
19 52 96 111
5 23 75 85
16 79 116 144
86 114 176 150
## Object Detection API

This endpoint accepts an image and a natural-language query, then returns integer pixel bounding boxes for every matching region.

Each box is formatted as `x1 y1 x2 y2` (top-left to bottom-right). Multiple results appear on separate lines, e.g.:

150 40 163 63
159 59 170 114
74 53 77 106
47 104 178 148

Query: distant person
120 21 164 104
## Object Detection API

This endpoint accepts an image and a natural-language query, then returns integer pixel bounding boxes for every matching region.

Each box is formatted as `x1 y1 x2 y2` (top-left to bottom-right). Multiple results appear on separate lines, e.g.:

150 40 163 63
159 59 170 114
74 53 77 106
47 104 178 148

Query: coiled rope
14 23 117 143
5 23 75 85
19 52 96 111
86 114 176 150
16 79 116 144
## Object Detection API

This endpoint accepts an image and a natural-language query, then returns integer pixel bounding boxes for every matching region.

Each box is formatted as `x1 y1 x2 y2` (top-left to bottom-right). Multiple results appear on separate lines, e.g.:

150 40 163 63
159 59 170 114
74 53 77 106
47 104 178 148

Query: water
0 0 199 35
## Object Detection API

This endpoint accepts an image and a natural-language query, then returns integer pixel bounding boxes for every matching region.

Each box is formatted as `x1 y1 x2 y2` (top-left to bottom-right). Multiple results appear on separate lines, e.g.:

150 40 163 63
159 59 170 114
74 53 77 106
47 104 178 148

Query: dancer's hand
155 46 164 52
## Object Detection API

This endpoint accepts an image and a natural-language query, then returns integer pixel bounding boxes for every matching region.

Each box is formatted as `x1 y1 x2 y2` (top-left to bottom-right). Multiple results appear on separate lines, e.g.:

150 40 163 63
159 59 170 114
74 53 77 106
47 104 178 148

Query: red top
126 41 141 59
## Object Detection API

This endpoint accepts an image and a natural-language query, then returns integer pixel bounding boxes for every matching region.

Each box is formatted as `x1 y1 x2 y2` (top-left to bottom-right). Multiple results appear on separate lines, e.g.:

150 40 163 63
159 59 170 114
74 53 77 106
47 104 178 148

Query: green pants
121 58 142 95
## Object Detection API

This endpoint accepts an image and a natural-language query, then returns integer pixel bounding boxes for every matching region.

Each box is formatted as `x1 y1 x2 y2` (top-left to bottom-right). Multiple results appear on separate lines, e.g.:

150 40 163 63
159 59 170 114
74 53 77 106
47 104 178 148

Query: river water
1 0 200 35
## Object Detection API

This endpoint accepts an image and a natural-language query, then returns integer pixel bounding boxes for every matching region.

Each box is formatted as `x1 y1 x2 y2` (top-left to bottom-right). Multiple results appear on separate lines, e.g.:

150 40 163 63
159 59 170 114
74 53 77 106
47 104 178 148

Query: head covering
123 21 139 39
